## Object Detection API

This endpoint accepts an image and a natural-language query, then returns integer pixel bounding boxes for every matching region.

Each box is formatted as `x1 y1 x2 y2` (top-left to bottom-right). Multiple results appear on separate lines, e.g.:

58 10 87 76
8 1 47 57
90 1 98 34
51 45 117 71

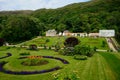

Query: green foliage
43 45 47 49
64 37 79 47
54 45 61 52
63 47 75 56
29 44 37 50
48 46 51 50
0 0 120 43
101 40 106 47
22 58 49 66
54 73 79 80
0 16 39 42
74 44 94 57
45 39 50 43
58 49 65 55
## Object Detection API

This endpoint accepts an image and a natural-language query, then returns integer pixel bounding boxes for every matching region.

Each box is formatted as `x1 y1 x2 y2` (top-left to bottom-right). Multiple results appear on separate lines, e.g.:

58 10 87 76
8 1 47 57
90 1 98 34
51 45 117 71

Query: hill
0 0 120 43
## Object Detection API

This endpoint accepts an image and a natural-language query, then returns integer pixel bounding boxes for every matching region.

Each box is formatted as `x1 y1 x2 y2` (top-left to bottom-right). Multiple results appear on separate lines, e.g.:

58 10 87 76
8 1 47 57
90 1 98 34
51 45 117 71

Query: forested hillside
0 0 120 43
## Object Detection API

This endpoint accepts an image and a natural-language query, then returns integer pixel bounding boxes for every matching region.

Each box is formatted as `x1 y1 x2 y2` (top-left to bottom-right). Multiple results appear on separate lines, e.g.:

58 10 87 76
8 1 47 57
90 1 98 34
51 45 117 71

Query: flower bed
21 58 49 66
19 56 69 64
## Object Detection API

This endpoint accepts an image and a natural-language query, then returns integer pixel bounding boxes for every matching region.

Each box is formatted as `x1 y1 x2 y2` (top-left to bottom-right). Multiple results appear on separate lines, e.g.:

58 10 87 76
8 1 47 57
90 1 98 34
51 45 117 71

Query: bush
54 73 79 80
55 45 61 52
46 39 50 43
74 44 94 57
20 52 30 56
101 40 106 47
49 46 51 50
43 45 47 49
93 46 97 51
58 49 65 55
74 55 87 60
63 47 75 56
29 44 37 50
86 52 94 57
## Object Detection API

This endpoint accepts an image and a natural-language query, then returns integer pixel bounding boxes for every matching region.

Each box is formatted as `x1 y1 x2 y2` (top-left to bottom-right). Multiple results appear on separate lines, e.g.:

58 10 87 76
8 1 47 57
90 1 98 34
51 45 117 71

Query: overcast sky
0 0 90 11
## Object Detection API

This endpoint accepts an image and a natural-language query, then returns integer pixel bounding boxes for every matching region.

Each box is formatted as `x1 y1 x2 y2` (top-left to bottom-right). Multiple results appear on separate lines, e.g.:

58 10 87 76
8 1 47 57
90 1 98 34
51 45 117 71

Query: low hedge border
0 53 12 59
0 56 69 75
0 61 62 75
19 56 69 64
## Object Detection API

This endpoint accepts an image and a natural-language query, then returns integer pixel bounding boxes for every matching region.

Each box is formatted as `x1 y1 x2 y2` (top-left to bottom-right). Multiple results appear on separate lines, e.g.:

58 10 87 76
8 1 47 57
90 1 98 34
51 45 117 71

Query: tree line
0 0 120 43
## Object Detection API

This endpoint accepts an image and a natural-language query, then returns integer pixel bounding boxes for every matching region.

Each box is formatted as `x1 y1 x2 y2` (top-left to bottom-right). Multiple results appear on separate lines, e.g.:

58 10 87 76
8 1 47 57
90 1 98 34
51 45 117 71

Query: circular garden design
0 54 69 75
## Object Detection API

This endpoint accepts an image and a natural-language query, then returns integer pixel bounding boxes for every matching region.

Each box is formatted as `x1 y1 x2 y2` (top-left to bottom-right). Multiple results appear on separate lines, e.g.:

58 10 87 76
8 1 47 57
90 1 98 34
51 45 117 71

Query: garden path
106 38 118 52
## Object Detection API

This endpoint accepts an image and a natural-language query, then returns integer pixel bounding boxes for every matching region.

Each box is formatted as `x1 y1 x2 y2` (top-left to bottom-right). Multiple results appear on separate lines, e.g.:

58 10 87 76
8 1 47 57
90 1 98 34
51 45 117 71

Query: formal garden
0 37 120 80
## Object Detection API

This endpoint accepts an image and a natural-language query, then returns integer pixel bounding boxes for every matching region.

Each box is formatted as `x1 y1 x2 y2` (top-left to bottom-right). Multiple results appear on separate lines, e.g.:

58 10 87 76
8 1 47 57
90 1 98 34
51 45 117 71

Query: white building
89 33 99 37
72 33 88 37
46 29 57 36
99 30 115 37
63 30 71 36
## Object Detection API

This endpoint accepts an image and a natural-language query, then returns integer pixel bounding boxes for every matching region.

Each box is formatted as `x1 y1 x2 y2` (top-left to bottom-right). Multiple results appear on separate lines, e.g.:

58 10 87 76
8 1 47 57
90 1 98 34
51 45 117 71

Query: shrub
49 46 51 50
74 45 94 57
86 52 94 57
20 52 30 56
74 55 87 60
93 46 97 51
58 49 65 55
29 44 37 50
64 37 79 47
43 45 47 49
55 45 61 52
6 47 11 49
63 47 75 56
54 73 79 80
101 40 106 47
45 39 50 43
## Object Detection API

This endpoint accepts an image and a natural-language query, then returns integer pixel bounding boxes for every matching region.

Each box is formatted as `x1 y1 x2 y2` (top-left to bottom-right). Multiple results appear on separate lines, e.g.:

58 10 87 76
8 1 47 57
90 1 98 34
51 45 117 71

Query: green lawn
0 46 120 80
18 37 109 50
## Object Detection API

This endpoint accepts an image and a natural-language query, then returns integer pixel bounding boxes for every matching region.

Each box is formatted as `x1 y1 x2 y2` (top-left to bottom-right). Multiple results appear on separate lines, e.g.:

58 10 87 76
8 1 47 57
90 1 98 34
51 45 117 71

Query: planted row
19 56 69 64
0 53 12 59
0 61 61 75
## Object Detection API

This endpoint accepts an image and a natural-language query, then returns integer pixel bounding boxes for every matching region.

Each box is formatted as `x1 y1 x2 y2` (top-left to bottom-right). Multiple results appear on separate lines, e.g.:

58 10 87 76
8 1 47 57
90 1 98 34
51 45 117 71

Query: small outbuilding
46 29 57 36
63 30 72 36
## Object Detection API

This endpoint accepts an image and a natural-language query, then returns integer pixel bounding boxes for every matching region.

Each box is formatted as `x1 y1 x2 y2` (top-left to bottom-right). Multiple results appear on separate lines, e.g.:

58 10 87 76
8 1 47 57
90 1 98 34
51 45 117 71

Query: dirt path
106 38 118 52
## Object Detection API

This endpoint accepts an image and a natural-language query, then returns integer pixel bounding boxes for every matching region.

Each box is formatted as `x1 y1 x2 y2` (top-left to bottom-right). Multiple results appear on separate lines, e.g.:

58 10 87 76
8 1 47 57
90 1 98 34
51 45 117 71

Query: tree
63 37 80 56
0 38 5 46
0 16 39 42
64 37 79 47
74 45 94 57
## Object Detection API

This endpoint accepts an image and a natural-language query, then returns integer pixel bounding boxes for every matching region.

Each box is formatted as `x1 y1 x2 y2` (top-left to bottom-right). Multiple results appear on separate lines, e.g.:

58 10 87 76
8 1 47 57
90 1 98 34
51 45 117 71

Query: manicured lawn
0 46 120 80
18 37 109 50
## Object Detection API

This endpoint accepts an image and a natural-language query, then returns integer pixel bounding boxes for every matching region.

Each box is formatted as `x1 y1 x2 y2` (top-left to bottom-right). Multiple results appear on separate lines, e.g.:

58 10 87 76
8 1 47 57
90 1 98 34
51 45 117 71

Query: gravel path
106 38 118 52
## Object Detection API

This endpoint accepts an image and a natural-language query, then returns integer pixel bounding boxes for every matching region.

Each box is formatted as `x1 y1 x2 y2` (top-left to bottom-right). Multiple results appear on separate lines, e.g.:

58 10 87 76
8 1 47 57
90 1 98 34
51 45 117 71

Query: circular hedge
0 56 69 75
0 61 61 75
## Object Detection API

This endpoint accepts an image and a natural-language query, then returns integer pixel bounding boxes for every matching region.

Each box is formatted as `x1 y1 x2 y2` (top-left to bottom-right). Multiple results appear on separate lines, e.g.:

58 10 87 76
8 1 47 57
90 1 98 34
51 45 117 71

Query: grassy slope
0 46 120 80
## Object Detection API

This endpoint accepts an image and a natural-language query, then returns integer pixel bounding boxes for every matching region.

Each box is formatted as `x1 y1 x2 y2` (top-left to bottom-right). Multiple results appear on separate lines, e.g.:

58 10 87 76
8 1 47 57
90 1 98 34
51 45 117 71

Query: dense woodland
0 0 120 43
